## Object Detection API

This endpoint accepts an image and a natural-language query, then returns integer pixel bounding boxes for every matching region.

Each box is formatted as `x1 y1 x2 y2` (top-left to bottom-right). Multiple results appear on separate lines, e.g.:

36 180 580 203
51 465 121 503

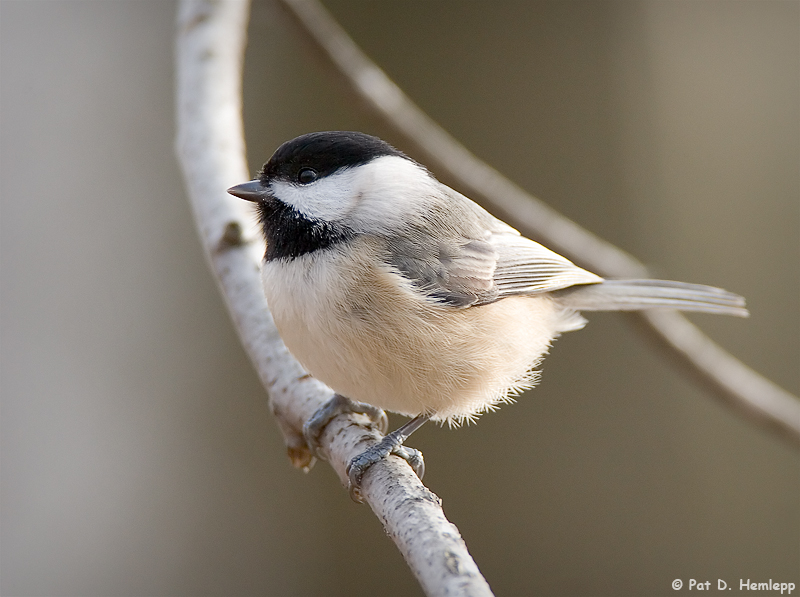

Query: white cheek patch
268 155 435 228
269 168 361 222
346 156 439 233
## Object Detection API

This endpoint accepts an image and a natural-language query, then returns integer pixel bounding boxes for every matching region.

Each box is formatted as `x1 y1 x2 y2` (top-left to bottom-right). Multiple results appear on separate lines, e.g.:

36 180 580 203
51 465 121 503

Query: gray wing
491 233 603 299
385 184 602 308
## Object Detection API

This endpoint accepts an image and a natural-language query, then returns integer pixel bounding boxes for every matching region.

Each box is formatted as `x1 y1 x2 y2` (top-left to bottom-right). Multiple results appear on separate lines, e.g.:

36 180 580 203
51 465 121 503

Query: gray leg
347 414 429 502
303 394 388 458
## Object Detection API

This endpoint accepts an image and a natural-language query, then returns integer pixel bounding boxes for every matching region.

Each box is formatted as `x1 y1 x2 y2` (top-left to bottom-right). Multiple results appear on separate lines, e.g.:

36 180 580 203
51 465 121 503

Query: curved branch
276 0 800 447
174 1 494 596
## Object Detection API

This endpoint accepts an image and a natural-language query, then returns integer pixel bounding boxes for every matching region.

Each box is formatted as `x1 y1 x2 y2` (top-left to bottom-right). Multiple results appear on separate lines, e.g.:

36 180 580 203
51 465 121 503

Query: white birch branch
174 1 495 595
276 0 800 447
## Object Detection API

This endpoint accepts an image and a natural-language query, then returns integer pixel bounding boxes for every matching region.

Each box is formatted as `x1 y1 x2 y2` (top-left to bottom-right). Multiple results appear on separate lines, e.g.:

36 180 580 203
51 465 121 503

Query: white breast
261 239 574 424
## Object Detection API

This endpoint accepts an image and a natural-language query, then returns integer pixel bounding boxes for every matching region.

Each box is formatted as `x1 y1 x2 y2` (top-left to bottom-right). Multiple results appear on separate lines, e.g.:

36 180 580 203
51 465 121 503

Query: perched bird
229 131 747 499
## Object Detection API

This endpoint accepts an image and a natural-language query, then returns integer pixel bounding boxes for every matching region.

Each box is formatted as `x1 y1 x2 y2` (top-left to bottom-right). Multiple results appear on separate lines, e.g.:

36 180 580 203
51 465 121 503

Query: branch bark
175 1 494 596
276 0 800 448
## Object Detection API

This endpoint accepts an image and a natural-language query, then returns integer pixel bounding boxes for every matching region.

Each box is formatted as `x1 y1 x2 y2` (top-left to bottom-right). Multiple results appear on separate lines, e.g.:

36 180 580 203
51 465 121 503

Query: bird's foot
303 394 388 459
346 415 429 503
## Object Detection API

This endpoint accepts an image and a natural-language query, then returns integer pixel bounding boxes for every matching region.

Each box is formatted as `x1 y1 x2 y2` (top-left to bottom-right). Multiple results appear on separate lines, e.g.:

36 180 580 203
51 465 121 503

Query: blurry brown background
1 1 797 596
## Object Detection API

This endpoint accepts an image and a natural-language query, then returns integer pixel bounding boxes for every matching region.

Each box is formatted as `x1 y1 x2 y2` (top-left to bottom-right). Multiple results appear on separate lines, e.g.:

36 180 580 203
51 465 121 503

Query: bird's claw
346 436 425 503
302 394 388 459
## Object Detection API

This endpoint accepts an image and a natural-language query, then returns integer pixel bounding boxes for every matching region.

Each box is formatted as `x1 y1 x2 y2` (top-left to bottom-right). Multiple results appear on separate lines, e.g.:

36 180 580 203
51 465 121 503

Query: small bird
229 131 747 499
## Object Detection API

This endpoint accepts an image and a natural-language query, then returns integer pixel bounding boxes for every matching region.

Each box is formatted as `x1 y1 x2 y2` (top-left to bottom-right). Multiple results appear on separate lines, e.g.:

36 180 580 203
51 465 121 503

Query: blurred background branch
276 0 800 447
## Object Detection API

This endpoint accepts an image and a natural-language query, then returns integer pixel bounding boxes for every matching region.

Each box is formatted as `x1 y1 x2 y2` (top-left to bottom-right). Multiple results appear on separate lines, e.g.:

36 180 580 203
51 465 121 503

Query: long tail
552 279 748 317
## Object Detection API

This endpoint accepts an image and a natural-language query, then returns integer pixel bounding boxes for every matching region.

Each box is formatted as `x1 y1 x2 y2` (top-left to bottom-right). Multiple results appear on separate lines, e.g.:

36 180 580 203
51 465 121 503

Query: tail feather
552 279 748 317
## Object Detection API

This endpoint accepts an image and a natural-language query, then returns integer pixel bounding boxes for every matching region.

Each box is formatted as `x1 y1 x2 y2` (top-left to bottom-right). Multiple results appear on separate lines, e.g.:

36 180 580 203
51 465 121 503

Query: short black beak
227 180 268 202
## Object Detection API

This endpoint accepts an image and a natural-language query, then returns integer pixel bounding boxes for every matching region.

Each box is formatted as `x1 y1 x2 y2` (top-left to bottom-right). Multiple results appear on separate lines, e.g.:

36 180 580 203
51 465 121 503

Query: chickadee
229 131 747 498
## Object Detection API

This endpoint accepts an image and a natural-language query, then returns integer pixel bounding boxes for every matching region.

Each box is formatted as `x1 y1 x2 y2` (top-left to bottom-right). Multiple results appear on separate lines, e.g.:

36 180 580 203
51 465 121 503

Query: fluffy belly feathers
262 247 566 424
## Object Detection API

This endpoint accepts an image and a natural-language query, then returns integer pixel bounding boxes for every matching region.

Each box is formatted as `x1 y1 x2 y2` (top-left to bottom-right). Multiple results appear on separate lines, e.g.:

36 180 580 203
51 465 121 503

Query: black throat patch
258 197 354 261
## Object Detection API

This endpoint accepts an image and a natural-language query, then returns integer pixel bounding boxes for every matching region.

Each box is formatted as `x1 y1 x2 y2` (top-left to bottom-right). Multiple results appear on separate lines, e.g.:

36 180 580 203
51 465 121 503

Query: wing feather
384 182 602 308
491 233 602 297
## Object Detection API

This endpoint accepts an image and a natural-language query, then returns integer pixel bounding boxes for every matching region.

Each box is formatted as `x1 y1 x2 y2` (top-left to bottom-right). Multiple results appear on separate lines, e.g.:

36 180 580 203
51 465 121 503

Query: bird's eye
298 168 318 184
